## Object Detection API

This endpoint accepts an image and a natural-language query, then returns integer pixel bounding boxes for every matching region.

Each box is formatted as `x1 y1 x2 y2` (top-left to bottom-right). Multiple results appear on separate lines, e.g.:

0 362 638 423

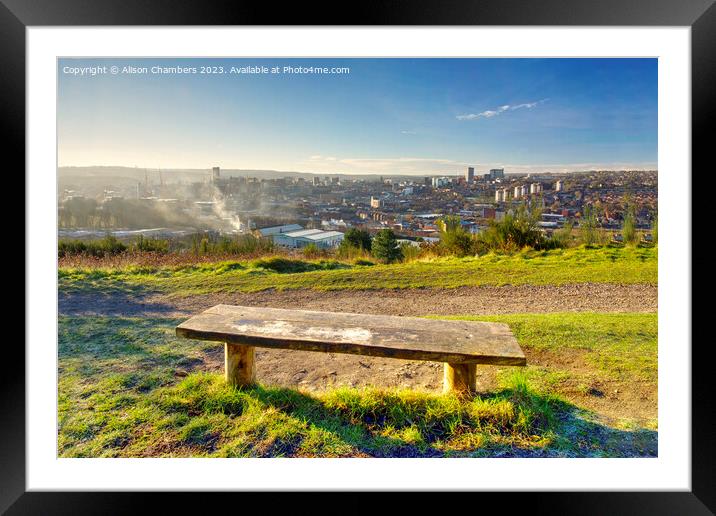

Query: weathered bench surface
176 305 526 366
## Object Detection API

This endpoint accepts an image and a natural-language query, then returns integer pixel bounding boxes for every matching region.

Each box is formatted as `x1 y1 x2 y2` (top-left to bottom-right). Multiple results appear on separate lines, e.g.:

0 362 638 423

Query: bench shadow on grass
238 384 657 458
57 317 658 458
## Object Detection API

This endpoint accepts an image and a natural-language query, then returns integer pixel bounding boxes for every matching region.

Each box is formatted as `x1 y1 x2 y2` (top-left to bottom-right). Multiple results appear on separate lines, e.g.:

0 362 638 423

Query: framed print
6 0 713 512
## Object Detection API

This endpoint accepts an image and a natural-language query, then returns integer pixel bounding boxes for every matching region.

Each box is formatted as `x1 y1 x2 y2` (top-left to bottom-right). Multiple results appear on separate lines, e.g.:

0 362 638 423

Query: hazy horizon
58 164 658 178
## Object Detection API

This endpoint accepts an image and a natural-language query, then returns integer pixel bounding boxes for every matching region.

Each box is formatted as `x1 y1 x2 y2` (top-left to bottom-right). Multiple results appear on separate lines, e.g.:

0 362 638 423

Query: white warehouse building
257 224 303 237
273 229 345 249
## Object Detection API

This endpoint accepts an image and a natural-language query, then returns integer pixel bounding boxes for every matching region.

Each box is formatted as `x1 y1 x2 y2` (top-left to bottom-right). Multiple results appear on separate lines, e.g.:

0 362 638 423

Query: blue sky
58 58 657 175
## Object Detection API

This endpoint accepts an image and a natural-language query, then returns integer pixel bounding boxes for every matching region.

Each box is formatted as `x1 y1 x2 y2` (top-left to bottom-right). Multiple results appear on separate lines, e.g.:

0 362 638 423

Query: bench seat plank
176 305 526 366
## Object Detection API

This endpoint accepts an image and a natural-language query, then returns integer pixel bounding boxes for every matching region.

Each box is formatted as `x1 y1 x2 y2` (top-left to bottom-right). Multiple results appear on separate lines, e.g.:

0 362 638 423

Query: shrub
437 215 475 257
399 242 421 262
441 230 475 257
130 235 169 254
58 235 127 258
544 221 573 249
302 243 328 259
336 243 372 261
189 233 275 256
478 203 545 252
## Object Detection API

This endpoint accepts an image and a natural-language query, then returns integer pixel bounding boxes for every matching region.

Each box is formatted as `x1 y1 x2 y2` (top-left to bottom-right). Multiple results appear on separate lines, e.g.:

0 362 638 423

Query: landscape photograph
57 57 658 458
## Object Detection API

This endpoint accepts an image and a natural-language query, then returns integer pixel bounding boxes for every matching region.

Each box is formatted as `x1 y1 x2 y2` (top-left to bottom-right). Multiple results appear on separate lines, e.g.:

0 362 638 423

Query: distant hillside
58 166 428 183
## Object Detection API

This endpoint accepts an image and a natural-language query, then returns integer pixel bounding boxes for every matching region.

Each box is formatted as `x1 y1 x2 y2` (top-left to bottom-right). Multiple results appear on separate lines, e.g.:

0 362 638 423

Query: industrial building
272 228 345 249
257 224 303 237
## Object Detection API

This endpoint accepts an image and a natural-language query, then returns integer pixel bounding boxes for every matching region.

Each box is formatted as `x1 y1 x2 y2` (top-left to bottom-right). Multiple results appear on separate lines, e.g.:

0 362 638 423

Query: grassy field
58 312 657 458
58 245 657 295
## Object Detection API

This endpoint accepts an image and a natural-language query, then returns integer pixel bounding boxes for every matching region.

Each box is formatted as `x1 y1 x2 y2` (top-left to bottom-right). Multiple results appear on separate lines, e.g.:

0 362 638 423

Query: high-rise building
555 180 564 192
212 167 220 183
432 177 449 188
465 167 475 184
489 168 505 180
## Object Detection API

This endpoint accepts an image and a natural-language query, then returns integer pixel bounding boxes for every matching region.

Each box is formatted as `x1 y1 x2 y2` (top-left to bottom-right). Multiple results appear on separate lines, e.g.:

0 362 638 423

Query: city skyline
58 58 658 175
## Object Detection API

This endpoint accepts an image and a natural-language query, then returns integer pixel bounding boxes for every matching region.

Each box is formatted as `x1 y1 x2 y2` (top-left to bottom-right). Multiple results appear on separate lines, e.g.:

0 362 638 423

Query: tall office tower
465 167 475 184
490 168 505 180
212 167 221 183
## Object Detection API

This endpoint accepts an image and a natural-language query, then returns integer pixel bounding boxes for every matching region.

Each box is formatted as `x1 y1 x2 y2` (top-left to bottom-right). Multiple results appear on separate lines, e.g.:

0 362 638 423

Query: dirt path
59 283 657 318
59 284 658 425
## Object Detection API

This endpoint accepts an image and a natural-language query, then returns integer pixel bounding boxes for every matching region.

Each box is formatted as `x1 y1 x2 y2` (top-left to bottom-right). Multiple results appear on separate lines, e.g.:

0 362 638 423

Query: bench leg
443 363 477 395
225 343 255 387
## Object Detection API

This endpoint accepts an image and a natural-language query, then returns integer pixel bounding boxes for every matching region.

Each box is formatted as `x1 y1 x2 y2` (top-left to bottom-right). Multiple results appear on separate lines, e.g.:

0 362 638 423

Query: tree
371 229 403 263
341 228 372 251
621 199 639 246
651 212 658 245
579 204 601 245
436 215 462 234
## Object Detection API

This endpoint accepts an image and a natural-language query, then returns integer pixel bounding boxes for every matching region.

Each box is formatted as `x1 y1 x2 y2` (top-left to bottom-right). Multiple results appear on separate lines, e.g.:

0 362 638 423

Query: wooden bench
176 305 526 394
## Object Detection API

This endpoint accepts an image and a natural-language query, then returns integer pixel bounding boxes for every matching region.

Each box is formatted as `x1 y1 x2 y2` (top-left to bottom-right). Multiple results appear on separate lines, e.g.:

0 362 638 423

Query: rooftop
285 229 326 238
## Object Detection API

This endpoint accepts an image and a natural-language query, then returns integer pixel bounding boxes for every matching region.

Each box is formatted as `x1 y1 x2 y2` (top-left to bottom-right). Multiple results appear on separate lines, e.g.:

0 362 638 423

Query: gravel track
59 283 657 318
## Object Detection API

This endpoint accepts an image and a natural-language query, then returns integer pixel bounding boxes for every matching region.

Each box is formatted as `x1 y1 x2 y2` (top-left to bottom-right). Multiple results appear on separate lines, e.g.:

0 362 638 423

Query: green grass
439 312 658 384
58 313 657 458
58 245 657 295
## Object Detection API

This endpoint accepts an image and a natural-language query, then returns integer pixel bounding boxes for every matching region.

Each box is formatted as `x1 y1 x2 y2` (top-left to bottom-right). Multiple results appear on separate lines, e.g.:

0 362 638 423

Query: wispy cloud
457 99 548 121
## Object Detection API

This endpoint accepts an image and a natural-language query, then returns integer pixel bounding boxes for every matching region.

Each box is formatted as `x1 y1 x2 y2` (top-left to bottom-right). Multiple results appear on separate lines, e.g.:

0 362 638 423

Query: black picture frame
6 0 712 512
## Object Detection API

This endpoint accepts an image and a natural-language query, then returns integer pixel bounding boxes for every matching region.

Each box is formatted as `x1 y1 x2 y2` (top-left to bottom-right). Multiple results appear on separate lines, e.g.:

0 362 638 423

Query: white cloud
457 99 548 121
